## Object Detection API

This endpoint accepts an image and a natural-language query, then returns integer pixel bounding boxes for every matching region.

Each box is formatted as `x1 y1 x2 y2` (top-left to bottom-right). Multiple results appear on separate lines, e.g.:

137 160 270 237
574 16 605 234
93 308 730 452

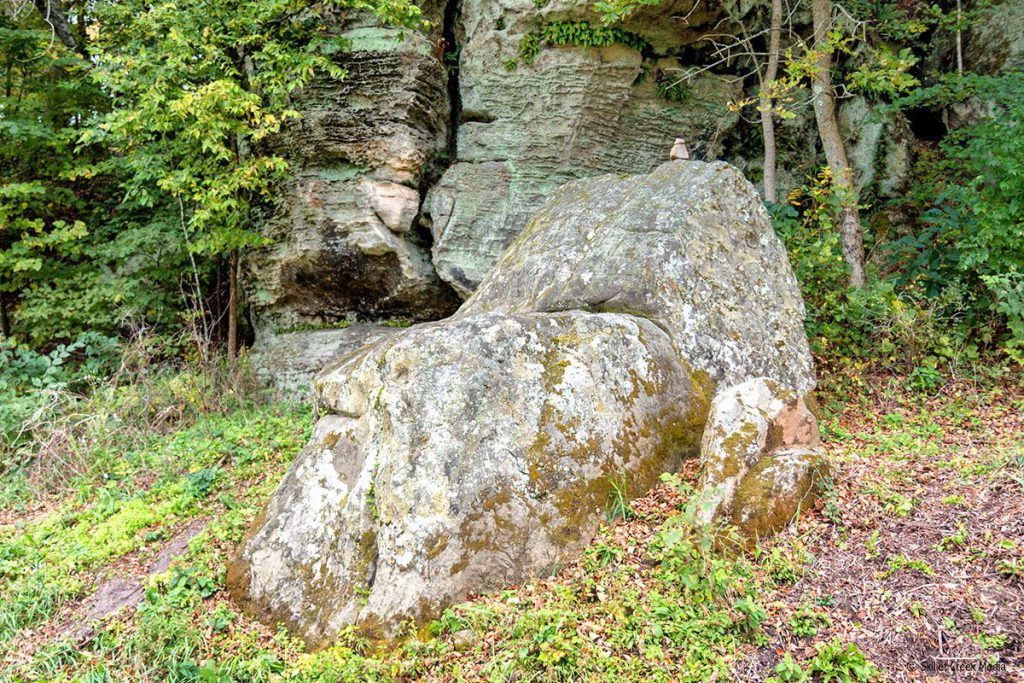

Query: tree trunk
955 0 964 76
32 0 87 59
811 0 866 287
759 0 783 203
227 249 238 362
0 292 10 338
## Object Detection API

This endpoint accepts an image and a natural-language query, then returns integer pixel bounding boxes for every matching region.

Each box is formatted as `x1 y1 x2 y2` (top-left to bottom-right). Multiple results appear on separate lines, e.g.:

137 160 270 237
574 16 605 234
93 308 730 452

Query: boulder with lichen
229 159 819 644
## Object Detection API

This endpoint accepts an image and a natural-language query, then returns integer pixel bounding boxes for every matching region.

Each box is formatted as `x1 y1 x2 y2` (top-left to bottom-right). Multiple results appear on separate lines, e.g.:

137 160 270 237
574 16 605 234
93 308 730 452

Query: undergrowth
17 350 1023 680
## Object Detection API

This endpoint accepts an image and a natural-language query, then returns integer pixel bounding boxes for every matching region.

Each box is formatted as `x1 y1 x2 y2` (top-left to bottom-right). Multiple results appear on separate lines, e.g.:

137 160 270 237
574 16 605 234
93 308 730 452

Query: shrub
887 72 1024 362
770 172 969 374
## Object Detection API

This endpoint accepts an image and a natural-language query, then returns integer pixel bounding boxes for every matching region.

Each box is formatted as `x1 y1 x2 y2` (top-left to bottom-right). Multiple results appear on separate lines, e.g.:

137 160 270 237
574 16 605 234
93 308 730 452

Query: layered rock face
249 324 400 398
229 160 819 644
245 16 461 340
424 0 742 295
247 0 751 339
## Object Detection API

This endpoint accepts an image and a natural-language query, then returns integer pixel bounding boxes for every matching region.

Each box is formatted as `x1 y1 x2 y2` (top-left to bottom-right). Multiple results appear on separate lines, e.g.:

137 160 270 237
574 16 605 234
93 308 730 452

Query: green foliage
883 553 934 578
846 46 919 96
593 0 663 24
790 606 833 638
771 169 979 373
518 21 652 65
887 73 1024 362
656 74 689 103
0 12 199 344
769 639 880 683
86 0 418 274
0 370 309 662
0 333 120 452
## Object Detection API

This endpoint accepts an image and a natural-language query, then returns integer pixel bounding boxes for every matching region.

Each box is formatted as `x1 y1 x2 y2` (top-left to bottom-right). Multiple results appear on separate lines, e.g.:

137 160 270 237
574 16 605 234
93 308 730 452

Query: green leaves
86 0 423 273
518 21 652 65
0 0 420 343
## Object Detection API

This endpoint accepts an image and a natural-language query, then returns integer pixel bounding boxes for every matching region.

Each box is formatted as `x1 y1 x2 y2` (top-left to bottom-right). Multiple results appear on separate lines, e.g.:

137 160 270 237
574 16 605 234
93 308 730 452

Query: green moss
273 320 352 335
730 452 829 541
719 421 763 465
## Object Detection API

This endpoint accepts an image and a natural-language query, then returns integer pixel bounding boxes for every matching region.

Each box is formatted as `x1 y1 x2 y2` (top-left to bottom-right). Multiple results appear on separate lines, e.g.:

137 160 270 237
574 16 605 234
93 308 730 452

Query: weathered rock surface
228 311 709 644
231 159 818 645
245 22 460 340
695 378 825 538
250 324 400 398
840 96 913 199
459 160 815 392
967 0 1024 75
423 0 743 295
730 447 826 539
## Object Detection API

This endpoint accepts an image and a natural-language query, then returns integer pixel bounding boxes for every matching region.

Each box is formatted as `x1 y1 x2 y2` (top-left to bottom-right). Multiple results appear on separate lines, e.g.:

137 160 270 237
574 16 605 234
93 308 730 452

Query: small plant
656 74 689 102
763 542 812 585
864 486 920 517
864 529 880 559
908 358 943 392
733 596 768 633
790 606 833 637
883 553 935 579
770 639 880 682
185 466 223 499
367 465 380 522
591 541 624 568
996 557 1023 578
205 603 237 632
975 631 1009 650
935 521 969 551
517 617 583 673
518 21 652 65
605 475 635 523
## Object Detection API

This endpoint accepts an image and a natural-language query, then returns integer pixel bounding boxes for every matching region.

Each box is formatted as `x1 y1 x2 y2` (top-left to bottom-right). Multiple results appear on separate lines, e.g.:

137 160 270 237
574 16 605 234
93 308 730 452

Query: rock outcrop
423 0 742 296
243 0 921 336
229 160 819 644
250 324 400 398
244 17 461 340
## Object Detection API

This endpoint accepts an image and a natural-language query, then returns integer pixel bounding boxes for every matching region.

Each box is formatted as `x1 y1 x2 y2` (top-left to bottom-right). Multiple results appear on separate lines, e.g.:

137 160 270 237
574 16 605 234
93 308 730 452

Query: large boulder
229 159 815 644
228 311 709 644
459 160 815 393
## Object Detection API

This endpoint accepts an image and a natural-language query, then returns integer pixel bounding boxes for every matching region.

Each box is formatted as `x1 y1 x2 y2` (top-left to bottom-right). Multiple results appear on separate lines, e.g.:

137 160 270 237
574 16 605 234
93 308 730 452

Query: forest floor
0 370 1021 682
